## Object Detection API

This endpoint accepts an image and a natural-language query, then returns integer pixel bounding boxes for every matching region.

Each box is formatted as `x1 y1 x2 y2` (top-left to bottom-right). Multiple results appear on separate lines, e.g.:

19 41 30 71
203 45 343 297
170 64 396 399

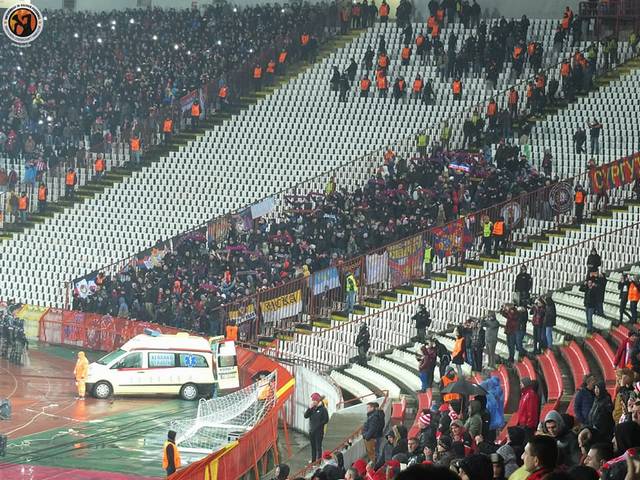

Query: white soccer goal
170 371 278 455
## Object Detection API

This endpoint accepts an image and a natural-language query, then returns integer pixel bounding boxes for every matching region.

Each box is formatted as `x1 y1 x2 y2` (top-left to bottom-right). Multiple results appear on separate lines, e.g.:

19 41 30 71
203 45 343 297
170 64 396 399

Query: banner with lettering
260 290 303 324
589 153 640 194
387 235 423 287
432 219 474 259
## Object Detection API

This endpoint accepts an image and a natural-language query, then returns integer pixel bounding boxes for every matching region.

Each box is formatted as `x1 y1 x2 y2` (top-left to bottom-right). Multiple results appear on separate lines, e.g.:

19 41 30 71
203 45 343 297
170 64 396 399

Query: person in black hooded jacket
588 382 615 443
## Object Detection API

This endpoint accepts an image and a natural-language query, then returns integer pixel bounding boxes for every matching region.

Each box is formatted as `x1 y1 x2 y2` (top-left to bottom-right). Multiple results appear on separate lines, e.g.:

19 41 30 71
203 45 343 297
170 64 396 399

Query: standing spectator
304 392 330 464
629 275 640 324
17 192 28 223
587 382 615 443
574 127 587 154
423 242 433 277
65 167 77 199
515 265 533 306
95 154 106 180
583 443 614 474
433 435 455 468
162 116 174 144
613 370 635 423
37 182 47 213
586 247 602 275
162 430 181 477
406 437 425 466
355 323 370 365
451 327 465 377
345 271 358 313
522 435 558 480
574 374 596 426
589 119 603 155
413 305 431 342
470 320 485 374
130 134 142 164
483 312 500 370
362 402 385 462
492 216 506 255
574 184 587 224
501 304 518 363
481 216 493 256
618 273 632 323
614 330 638 369
417 340 437 392
464 400 483 438
580 278 598 333
594 272 608 317
375 428 405 470
517 378 540 439
544 294 556 349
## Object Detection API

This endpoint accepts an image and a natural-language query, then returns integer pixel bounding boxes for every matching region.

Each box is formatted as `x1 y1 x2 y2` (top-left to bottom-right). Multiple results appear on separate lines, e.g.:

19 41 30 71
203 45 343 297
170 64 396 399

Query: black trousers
310 428 324 462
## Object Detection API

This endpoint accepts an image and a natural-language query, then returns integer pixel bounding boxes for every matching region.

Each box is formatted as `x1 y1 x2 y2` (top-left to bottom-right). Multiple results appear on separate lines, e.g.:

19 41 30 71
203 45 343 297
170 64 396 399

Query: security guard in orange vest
37 182 47 213
278 50 288 73
452 78 462 100
130 134 142 163
17 191 28 223
162 117 173 144
507 86 519 119
574 184 586 224
65 168 77 199
412 74 423 99
401 45 411 66
629 276 640 323
163 430 181 477
95 154 106 179
359 75 371 97
486 98 497 127
253 64 263 90
225 320 238 341
191 100 201 130
218 85 229 111
492 216 506 255
379 0 389 23
266 59 276 85
376 74 388 97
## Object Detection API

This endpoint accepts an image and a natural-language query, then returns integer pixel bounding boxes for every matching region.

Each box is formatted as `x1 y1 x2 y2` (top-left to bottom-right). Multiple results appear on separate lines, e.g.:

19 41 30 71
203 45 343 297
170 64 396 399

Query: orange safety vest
191 103 201 117
65 171 76 186
398 79 406 91
162 119 173 133
226 325 238 341
401 47 410 60
526 85 533 98
575 191 585 204
378 54 389 68
95 157 105 172
377 76 387 89
431 24 440 38
360 78 371 91
493 221 504 236
508 90 518 105
629 283 640 302
561 62 571 77
218 86 228 99
427 16 436 29
266 61 276 73
379 3 389 17
278 51 287 64
18 196 28 211
253 66 262 79
38 186 47 201
416 35 425 47
487 101 497 116
301 34 310 46
452 80 461 94
162 441 182 470
130 138 141 151
413 78 423 92
442 374 461 403
527 42 536 56
562 15 570 30
513 46 523 60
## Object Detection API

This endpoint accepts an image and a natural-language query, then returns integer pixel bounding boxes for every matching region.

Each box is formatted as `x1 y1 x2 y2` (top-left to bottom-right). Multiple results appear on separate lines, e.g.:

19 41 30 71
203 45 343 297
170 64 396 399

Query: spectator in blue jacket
574 374 597 426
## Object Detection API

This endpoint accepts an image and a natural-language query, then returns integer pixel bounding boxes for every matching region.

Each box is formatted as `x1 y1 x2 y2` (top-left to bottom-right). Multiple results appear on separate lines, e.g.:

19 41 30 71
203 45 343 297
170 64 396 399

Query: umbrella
441 378 487 397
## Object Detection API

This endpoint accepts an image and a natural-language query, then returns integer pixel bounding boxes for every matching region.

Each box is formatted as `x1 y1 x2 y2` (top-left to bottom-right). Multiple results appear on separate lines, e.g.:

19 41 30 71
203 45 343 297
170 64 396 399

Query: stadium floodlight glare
38 119 43 125
187 50 191 55
111 20 116 25
97 22 102 27
233 7 237 12
249 48 253 53
74 33 79 38
152 35 158 41
174 44 179 50
111 26 115 31
46 116 53 122
281 8 285 12
43 15 48 21
216 40 221 45
16 66 21 71
136 67 141 72
97 38 103 44
129 18 135 24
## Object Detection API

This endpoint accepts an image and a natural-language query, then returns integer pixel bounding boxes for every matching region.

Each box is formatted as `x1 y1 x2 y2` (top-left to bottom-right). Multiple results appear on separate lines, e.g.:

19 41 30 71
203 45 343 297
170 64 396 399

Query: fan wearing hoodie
588 382 615 442
497 444 520 478
541 409 580 467
483 312 500 369
464 399 484 438
517 378 540 438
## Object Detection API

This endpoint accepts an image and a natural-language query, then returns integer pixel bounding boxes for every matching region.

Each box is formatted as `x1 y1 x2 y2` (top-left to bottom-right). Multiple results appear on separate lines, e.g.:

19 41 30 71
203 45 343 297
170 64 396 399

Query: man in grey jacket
483 312 500 370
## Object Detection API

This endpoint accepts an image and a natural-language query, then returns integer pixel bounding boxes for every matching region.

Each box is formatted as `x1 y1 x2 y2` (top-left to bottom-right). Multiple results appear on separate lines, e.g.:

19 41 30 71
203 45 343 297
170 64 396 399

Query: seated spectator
540 410 580 467
522 435 559 479
587 382 615 443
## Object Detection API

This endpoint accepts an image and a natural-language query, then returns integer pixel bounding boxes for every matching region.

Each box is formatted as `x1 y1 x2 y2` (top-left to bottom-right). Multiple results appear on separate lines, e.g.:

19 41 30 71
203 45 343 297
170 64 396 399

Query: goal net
170 371 278 455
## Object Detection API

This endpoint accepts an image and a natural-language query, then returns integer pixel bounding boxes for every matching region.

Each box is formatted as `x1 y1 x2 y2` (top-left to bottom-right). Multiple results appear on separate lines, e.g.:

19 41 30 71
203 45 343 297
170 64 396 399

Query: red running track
0 464 159 480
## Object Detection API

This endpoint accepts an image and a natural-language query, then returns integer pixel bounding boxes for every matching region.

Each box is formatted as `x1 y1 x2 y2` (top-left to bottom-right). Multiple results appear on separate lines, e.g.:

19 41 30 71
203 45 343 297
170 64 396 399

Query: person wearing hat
374 426 406 470
453 453 493 480
433 435 454 468
417 408 437 450
412 304 431 342
162 430 181 477
304 392 329 463
73 351 89 399
275 463 290 480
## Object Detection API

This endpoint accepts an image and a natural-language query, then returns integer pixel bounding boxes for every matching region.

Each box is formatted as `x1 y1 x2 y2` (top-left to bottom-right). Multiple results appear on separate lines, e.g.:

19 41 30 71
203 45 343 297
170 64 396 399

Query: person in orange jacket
74 351 89 399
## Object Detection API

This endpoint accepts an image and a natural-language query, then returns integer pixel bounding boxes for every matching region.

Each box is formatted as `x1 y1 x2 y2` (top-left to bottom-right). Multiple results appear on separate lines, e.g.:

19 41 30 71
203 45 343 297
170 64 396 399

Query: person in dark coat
580 278 598 333
483 312 500 369
304 393 330 463
588 382 615 443
418 340 438 392
355 323 370 365
618 273 632 323
544 294 556 349
574 374 597 426
514 265 533 306
413 304 431 342
347 58 358 84
330 66 341 91
362 401 385 462
587 248 602 275
594 272 608 316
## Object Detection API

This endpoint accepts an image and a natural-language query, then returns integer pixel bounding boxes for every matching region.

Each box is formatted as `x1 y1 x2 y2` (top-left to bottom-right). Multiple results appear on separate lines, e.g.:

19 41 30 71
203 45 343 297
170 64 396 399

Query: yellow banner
260 290 302 323
15 304 49 339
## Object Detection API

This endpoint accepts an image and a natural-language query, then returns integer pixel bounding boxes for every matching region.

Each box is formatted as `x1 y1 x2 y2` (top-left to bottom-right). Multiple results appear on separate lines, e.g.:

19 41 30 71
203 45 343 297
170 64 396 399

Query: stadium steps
0 30 365 243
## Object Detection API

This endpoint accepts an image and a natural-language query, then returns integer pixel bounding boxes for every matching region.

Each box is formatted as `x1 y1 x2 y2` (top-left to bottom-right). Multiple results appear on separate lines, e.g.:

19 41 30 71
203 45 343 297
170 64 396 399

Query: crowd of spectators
0 2 335 181
72 138 549 333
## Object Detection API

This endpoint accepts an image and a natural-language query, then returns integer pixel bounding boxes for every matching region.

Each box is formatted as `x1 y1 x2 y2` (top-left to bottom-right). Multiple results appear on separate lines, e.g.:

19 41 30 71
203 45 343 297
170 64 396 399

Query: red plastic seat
391 396 407 422
537 350 563 402
408 390 432 438
560 341 590 390
585 333 616 397
611 325 630 347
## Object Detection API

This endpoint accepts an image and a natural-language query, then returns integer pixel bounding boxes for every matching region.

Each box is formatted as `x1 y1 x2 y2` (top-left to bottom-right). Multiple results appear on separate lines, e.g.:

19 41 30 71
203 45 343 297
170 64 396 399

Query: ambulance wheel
180 383 199 401
94 381 112 399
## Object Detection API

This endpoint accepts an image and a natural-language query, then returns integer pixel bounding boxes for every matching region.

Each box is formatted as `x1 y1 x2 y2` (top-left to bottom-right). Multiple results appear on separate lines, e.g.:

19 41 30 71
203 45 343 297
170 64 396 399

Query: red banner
589 152 640 193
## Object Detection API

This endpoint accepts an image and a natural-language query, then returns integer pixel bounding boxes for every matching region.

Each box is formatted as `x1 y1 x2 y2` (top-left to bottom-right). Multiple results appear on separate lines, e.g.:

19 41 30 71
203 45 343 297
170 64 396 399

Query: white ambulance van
86 332 215 400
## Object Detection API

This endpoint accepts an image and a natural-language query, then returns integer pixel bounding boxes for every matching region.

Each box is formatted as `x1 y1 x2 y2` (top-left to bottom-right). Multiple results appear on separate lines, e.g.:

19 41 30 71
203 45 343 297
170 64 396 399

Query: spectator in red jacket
517 377 540 439
615 330 638 369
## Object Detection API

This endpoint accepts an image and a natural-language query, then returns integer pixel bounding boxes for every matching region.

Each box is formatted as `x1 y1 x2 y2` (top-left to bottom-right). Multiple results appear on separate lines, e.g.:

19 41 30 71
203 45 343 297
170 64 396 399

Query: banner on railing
432 219 473 259
312 267 340 295
260 289 302 323
227 298 258 341
207 215 233 245
589 152 640 193
366 251 389 285
250 196 276 219
387 235 423 286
